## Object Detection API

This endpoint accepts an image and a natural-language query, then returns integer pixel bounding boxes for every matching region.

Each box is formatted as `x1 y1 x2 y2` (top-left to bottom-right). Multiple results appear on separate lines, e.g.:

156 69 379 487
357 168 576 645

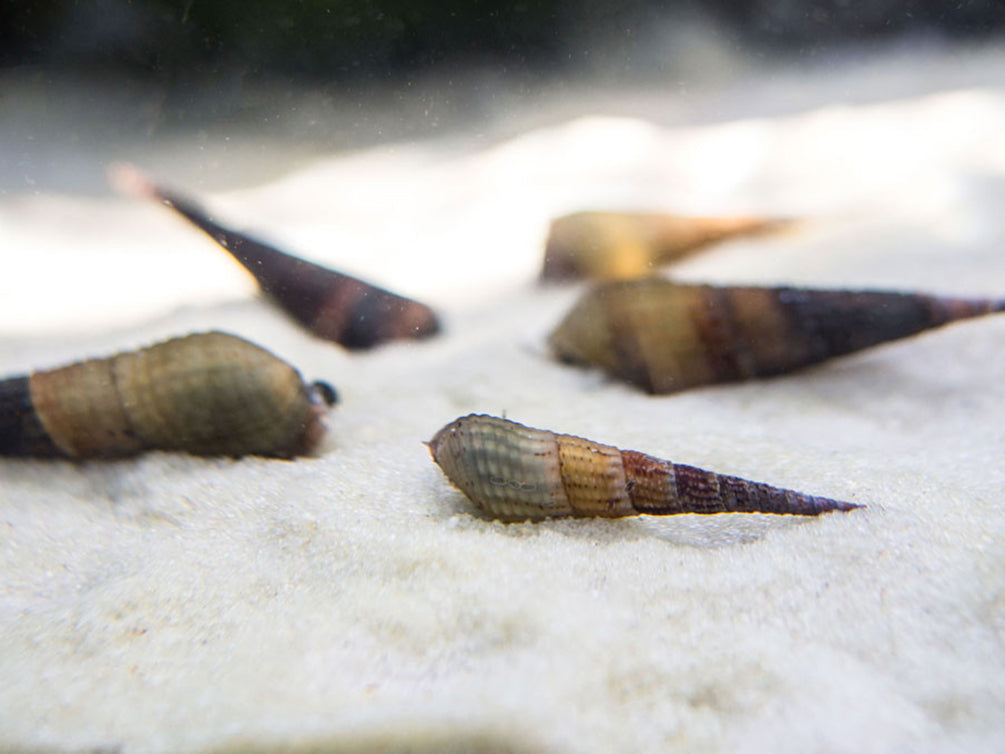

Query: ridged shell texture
0 331 333 458
429 414 861 521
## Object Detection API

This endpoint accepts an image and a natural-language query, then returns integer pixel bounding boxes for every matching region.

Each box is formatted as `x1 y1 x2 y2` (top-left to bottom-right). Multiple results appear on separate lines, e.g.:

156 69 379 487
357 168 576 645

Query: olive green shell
0 331 332 458
540 211 789 282
549 279 1005 394
429 414 860 521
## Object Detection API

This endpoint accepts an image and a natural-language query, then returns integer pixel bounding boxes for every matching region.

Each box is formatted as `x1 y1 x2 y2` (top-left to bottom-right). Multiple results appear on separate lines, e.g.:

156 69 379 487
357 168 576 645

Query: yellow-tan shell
0 331 335 458
549 279 1005 394
540 211 790 282
429 414 861 521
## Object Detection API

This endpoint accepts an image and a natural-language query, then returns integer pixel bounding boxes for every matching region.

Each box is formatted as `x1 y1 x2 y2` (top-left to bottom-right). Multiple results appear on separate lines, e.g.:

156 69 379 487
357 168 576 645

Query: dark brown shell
429 414 861 521
541 211 791 282
109 164 440 350
549 279 1005 394
0 332 335 459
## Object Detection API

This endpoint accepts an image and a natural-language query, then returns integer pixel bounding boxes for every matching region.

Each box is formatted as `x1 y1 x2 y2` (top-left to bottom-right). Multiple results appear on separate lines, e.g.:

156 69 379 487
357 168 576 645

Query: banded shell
541 211 790 282
109 164 440 350
549 279 1005 394
429 414 860 521
0 331 336 459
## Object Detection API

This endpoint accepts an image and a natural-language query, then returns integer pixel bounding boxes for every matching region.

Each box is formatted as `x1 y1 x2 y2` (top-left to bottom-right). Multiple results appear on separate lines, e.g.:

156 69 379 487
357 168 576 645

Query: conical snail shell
429 414 861 521
541 211 790 282
109 164 440 350
0 332 335 459
549 279 1005 394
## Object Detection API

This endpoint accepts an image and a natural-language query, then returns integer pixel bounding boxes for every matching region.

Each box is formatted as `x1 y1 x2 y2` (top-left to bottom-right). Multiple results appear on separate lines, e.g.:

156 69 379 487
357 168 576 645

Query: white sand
2 46 1005 753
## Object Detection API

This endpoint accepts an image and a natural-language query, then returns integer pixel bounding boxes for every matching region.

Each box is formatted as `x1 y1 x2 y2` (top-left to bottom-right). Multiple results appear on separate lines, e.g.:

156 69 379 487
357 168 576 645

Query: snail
108 163 440 350
541 211 791 282
429 414 861 521
549 279 1005 394
0 331 336 459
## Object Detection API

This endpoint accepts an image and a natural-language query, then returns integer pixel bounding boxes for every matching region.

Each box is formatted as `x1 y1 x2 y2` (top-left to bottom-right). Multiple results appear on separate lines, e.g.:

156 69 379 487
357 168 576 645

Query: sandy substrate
1 45 1005 753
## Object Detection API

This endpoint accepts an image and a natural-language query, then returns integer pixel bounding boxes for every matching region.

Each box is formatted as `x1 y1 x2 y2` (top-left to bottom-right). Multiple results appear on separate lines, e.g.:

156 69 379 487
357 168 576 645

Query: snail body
541 211 790 282
109 164 440 350
429 414 861 521
0 332 335 459
549 279 1005 394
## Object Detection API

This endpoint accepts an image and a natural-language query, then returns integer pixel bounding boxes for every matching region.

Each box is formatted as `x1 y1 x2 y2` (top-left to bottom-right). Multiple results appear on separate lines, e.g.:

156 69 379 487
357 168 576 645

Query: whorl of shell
109 164 440 350
541 211 791 282
429 414 861 521
549 279 1005 394
0 332 336 459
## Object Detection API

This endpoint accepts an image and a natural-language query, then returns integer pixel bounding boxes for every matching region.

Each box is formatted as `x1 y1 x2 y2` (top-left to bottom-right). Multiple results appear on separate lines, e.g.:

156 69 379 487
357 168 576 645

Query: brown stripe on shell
555 432 631 517
108 163 440 350
0 332 336 459
540 211 792 282
429 414 861 521
549 279 1005 394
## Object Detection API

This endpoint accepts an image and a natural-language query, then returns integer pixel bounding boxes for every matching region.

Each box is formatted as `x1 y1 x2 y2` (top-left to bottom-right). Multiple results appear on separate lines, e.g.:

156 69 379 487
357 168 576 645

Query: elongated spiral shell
109 164 440 350
549 279 1005 394
429 414 861 521
0 332 336 459
541 211 790 282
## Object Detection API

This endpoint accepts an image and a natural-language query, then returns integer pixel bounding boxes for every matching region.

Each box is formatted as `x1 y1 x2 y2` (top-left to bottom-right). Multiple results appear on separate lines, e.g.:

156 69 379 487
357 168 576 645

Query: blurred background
2 1 1004 194
5 1 1004 80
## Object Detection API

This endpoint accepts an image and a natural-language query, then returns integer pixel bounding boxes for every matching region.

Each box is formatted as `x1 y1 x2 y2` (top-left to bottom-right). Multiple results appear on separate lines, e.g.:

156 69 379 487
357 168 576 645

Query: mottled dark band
0 376 62 456
154 187 440 350
621 449 856 516
550 279 1005 395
